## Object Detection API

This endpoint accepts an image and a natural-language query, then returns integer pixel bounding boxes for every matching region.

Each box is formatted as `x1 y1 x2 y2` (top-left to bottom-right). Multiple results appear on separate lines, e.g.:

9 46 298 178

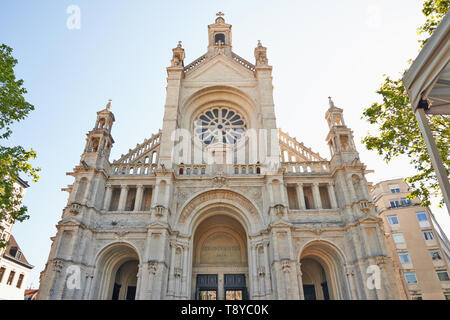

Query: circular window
194 107 246 145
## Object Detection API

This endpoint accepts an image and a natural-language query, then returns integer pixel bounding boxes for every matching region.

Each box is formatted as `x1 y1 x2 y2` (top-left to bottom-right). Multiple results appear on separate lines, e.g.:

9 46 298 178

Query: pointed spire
328 96 335 108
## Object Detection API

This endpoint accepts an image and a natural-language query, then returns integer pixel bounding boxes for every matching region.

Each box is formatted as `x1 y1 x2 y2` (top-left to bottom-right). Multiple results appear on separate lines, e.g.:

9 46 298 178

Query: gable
184 53 255 82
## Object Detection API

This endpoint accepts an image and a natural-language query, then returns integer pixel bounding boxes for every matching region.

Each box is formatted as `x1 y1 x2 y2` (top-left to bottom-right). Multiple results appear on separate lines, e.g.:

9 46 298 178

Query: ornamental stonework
179 189 259 222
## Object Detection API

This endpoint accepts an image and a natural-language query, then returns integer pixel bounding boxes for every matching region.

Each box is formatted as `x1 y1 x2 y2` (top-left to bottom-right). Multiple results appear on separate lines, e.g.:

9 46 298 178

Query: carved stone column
134 184 144 211
167 241 177 297
296 183 306 210
312 182 322 209
327 182 338 209
296 262 304 300
117 184 128 211
263 241 272 297
102 184 113 210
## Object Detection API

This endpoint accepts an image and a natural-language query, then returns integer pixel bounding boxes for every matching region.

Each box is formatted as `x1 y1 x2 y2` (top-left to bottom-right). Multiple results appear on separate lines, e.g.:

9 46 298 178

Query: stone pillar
345 265 358 300
102 184 112 210
181 246 189 298
263 241 272 297
296 183 306 210
359 176 370 200
167 241 177 297
312 182 322 209
281 183 289 206
117 184 128 211
151 182 160 207
296 262 304 300
251 244 259 298
134 184 144 211
347 175 357 201
327 182 338 209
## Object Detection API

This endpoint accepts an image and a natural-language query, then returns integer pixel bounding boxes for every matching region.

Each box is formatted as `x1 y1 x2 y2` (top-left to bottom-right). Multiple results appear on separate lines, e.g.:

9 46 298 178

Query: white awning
403 12 450 115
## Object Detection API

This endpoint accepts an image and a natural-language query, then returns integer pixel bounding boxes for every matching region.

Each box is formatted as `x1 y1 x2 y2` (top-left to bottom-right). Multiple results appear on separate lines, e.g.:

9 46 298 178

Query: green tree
0 44 40 248
362 1 449 207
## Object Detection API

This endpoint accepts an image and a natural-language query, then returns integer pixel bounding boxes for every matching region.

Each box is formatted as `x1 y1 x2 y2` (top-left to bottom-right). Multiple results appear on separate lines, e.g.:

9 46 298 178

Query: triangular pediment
185 53 255 81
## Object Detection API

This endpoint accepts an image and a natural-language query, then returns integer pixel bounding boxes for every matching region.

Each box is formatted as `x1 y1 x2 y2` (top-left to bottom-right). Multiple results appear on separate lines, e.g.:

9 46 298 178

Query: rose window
194 107 246 145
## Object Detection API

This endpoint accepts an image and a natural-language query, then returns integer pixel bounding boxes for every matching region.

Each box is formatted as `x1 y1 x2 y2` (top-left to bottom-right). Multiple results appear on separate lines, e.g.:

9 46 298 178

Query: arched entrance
192 214 248 300
299 241 349 300
92 243 140 300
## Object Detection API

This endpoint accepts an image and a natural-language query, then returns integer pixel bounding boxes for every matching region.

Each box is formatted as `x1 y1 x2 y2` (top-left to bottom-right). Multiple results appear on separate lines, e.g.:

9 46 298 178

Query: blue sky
1 0 448 289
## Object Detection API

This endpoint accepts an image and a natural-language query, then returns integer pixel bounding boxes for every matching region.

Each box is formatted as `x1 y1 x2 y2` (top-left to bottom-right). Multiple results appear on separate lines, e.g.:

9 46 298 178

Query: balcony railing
111 163 158 176
281 161 330 174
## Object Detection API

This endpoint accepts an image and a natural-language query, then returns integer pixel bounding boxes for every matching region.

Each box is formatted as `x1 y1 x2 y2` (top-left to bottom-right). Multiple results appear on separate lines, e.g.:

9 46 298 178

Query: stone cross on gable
216 11 225 17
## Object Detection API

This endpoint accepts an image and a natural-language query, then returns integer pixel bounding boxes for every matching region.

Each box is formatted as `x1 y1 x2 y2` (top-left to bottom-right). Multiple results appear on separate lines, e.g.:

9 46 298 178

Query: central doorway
192 214 249 300
195 274 248 300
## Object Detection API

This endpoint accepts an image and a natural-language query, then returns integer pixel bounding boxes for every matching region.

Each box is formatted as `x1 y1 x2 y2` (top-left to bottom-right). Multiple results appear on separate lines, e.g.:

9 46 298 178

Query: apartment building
371 178 450 300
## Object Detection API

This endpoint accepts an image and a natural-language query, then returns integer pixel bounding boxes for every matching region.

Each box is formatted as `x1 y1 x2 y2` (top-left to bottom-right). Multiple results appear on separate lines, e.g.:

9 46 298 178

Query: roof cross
216 11 225 17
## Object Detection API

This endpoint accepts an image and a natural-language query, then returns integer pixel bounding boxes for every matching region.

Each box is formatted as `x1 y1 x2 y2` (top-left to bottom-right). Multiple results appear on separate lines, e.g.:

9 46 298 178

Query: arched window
215 33 225 44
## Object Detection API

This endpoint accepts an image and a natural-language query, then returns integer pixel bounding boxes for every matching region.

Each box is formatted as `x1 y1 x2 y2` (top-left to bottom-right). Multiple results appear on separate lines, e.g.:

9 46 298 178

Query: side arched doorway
299 241 349 300
192 214 249 300
92 243 140 300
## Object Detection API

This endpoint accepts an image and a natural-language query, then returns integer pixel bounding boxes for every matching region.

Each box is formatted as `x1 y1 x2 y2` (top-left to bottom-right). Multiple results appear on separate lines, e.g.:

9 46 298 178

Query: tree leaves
0 44 40 248
362 76 449 207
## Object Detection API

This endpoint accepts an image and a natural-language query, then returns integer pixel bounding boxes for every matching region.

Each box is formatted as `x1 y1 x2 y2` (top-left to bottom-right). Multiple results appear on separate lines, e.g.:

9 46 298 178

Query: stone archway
299 241 349 300
92 242 140 300
192 214 249 300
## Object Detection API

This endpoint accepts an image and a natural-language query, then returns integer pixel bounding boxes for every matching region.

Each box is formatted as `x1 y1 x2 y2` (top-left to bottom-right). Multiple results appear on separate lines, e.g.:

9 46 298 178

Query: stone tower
38 14 400 300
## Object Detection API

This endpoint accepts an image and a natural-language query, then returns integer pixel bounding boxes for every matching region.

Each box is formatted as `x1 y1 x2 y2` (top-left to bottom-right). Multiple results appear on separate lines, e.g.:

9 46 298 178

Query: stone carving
281 259 291 273
174 267 182 278
69 202 82 215
114 229 129 239
53 259 64 273
212 173 227 187
179 190 259 222
254 40 268 66
258 266 266 277
148 262 158 275
171 41 185 67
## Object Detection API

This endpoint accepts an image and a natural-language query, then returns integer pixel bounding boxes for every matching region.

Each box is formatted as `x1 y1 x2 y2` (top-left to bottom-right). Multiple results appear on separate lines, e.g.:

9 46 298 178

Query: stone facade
37 14 401 300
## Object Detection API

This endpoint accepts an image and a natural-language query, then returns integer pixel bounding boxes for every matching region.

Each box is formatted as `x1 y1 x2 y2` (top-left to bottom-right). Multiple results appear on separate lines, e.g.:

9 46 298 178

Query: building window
6 271 15 285
390 200 400 208
445 294 450 300
194 107 246 145
214 33 225 44
401 198 412 206
404 272 417 284
16 274 24 288
387 215 399 225
416 212 428 222
393 233 405 244
398 252 411 264
0 267 5 283
389 184 401 193
430 250 442 260
437 270 450 281
423 230 435 241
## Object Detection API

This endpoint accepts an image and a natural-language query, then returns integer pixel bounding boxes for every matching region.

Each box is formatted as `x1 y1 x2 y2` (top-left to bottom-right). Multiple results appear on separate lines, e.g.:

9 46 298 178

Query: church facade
37 14 401 300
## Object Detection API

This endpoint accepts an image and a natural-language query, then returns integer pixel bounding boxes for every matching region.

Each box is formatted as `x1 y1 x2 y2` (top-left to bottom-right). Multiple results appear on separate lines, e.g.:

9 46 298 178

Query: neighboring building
0 177 34 300
0 235 34 300
38 14 401 300
370 178 450 300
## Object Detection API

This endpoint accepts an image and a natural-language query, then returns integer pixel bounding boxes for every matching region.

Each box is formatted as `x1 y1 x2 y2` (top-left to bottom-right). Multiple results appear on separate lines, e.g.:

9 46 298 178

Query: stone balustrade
282 161 330 174
111 163 158 176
